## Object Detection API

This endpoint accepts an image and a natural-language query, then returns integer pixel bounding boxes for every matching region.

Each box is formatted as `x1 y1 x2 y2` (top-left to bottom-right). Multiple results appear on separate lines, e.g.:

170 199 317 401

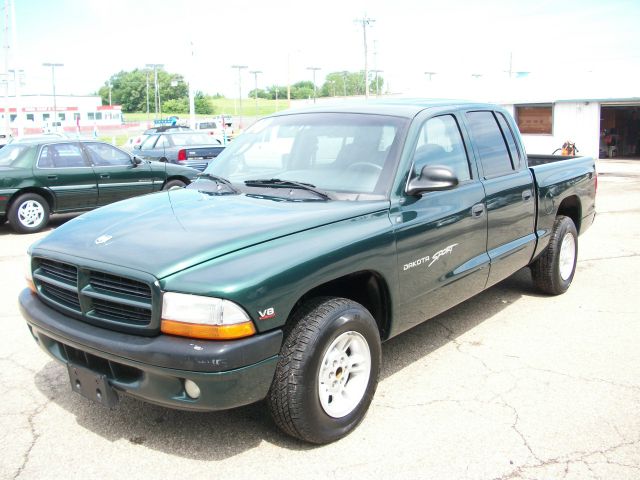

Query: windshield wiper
244 178 331 200
195 172 238 193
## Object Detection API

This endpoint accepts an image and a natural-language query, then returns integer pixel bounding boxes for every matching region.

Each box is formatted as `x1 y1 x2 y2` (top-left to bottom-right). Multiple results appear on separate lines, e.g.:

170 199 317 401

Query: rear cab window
465 111 516 178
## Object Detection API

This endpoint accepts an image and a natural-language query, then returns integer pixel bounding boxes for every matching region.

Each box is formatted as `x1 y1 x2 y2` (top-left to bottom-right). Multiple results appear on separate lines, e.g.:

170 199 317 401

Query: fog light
184 379 201 399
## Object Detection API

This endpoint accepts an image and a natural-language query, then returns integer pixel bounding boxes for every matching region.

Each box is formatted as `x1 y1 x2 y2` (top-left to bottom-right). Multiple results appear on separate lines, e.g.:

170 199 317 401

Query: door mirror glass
406 165 458 195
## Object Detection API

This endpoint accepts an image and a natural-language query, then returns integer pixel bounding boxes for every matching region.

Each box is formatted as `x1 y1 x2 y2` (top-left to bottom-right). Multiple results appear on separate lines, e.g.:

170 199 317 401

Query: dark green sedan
0 139 199 233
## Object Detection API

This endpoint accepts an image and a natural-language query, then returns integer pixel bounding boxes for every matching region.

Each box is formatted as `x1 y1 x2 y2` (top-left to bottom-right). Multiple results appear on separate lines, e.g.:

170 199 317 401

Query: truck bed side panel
528 155 596 261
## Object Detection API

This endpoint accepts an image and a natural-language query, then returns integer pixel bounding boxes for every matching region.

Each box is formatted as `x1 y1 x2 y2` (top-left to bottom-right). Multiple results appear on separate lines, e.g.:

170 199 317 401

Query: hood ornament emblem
95 234 113 245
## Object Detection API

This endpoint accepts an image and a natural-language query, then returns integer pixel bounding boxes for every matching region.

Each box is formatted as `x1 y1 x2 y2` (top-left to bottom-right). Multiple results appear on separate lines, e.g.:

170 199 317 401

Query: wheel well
290 271 392 340
164 175 192 186
8 188 55 212
557 195 582 233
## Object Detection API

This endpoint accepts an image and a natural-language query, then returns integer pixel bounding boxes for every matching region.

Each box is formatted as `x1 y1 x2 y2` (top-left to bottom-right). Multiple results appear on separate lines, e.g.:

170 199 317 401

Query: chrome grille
91 298 151 324
89 271 151 299
41 283 81 311
39 259 78 285
33 257 158 334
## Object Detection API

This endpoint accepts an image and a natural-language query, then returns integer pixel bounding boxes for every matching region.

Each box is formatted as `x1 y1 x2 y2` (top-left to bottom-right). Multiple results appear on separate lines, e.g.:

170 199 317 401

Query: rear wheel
162 179 187 190
531 215 578 295
8 193 50 234
267 297 381 444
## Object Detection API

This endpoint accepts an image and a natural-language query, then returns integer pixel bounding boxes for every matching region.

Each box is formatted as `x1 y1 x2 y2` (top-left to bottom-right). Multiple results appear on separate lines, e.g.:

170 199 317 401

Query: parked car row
0 138 198 233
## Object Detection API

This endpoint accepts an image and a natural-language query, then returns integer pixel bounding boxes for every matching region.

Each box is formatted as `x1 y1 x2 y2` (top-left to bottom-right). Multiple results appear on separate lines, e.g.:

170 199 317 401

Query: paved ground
1 159 638 480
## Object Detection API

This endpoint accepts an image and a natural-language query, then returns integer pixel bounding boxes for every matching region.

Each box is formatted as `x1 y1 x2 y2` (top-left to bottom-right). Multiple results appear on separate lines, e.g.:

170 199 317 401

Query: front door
34 142 97 211
83 142 155 206
394 114 489 334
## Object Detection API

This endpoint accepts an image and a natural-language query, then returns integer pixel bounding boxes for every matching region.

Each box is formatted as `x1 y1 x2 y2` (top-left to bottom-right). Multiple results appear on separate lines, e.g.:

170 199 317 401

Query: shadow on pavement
33 267 545 458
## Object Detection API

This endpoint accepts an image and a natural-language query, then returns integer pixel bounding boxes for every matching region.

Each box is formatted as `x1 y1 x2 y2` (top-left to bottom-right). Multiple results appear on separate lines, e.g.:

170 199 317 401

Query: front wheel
8 193 50 234
162 179 187 190
530 215 578 295
267 297 381 444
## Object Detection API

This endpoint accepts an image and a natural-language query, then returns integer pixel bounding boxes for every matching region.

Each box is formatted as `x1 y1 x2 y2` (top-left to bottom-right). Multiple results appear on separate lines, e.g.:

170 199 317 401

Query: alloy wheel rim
318 330 371 418
17 200 45 228
559 233 576 281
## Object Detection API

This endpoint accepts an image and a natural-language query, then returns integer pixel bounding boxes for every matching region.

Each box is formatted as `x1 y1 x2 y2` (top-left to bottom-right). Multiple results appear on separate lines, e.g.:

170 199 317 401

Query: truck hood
33 189 389 278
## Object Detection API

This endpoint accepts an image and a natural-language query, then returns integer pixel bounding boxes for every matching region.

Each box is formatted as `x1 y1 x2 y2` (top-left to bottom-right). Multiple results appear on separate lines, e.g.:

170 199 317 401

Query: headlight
161 292 256 340
25 252 35 293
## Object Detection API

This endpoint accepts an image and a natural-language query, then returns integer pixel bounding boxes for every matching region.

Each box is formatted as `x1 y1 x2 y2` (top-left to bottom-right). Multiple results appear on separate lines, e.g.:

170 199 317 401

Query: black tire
530 215 578 295
162 179 187 190
7 193 50 234
267 297 381 444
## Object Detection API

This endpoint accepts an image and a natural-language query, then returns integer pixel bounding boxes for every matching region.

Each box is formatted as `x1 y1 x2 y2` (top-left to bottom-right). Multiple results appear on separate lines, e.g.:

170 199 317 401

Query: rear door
463 110 536 287
34 142 97 211
395 113 489 329
83 142 155 206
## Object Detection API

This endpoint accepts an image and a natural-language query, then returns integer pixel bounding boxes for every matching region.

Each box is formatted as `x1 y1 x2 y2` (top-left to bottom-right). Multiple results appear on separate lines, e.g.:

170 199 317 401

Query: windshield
204 113 408 198
169 133 220 146
0 144 35 167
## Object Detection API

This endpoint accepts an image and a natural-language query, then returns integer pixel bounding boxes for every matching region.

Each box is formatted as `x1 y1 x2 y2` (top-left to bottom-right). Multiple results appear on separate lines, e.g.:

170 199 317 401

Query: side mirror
132 156 143 166
406 165 458 196
133 143 142 150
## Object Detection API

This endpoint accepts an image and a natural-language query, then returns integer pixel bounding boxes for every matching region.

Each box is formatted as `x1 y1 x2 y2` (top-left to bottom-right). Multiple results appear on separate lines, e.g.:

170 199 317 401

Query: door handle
522 189 532 201
47 175 58 180
100 174 110 179
471 203 485 218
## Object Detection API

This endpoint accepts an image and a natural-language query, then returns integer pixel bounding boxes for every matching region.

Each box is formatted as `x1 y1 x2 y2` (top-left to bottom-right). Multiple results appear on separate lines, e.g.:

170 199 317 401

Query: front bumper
19 289 282 411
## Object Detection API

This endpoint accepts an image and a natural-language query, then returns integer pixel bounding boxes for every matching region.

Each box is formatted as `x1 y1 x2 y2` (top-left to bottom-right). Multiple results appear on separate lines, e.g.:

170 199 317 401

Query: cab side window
465 111 515 177
38 143 88 168
412 115 471 182
85 142 132 166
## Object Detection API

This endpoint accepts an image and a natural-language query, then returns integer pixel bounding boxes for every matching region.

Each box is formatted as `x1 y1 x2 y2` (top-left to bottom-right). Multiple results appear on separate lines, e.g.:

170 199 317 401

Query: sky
4 0 640 101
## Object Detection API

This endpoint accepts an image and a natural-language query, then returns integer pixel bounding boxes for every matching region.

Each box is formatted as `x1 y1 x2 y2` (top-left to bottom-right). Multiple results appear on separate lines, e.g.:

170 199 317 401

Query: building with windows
0 94 123 135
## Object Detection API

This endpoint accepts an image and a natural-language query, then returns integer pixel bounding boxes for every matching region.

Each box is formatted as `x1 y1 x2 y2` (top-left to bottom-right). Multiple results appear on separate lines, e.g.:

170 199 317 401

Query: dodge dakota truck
19 100 596 444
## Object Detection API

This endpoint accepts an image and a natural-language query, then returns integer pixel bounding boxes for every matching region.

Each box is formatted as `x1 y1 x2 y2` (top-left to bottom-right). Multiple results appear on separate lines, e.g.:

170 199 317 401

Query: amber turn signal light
160 319 256 340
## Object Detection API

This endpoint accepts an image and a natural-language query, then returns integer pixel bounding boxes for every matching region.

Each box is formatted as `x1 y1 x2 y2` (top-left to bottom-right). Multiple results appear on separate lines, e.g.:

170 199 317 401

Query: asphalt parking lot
1 159 638 480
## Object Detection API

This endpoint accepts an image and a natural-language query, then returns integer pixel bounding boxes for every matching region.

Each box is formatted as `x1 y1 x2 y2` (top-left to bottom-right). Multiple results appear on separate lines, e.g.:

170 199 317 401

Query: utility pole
3 0 10 135
249 70 262 117
42 63 63 132
424 71 437 81
145 64 163 120
108 82 112 106
306 67 320 103
355 15 375 99
8 0 22 137
231 65 247 129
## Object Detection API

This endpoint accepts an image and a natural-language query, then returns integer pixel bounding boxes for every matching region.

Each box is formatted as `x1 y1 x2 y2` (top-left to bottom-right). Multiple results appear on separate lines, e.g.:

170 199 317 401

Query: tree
318 71 383 97
98 68 189 113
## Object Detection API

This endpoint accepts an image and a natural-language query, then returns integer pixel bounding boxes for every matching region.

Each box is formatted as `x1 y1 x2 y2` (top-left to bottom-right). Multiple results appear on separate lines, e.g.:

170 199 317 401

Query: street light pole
249 70 262 117
146 70 150 124
231 65 247 129
145 63 164 120
42 63 63 132
424 71 437 81
307 67 320 103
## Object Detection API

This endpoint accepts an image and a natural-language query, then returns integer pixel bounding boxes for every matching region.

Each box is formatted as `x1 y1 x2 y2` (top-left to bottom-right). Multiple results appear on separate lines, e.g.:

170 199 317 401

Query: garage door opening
600 105 640 159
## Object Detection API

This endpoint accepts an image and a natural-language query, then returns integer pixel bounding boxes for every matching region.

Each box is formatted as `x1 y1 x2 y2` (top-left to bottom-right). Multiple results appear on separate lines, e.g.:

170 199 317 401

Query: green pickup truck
0 139 198 233
19 101 596 444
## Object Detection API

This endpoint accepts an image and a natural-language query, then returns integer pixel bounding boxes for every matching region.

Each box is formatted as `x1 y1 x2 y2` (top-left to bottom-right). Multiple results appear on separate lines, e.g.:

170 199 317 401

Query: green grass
123 97 289 123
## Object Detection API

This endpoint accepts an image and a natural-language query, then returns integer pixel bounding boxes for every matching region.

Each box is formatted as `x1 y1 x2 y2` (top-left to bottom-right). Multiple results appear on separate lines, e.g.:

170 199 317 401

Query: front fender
160 209 397 333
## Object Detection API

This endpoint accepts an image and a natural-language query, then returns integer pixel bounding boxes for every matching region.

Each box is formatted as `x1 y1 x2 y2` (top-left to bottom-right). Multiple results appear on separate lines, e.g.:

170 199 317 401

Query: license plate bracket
67 363 119 408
